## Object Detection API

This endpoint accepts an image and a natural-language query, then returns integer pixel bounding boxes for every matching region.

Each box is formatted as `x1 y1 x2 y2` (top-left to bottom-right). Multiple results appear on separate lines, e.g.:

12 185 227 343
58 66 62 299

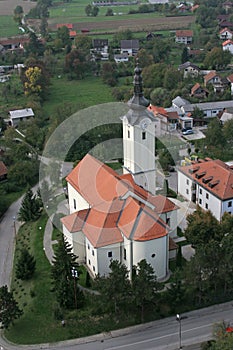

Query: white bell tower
122 64 157 195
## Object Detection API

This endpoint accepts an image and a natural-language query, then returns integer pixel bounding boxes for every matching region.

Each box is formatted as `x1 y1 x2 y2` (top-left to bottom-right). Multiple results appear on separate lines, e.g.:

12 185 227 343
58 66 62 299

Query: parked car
181 127 192 132
182 129 194 135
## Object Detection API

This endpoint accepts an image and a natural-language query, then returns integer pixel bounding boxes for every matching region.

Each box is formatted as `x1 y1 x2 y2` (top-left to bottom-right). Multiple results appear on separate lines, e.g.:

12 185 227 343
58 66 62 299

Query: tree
0 285 23 329
18 188 41 222
92 6 99 17
21 59 50 100
65 49 89 79
74 35 92 55
204 47 231 69
15 248 36 280
136 49 154 68
205 118 225 148
85 4 92 16
184 206 221 247
181 46 189 63
57 26 71 48
223 119 233 144
142 63 167 88
163 67 183 90
25 31 45 57
100 62 118 86
8 160 39 188
132 259 161 322
51 236 84 309
95 260 131 316
158 148 175 172
13 5 24 24
106 8 114 16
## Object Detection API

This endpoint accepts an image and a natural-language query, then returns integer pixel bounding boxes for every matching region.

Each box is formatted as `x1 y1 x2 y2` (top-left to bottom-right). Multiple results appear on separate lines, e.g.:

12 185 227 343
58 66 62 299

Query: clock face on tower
140 118 151 130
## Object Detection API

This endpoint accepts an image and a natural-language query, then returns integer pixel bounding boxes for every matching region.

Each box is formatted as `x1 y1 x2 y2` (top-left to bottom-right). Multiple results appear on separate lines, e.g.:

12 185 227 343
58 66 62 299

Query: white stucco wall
62 225 85 263
97 243 121 276
85 238 98 277
122 118 156 194
133 235 169 280
177 171 193 201
222 199 233 217
67 183 89 213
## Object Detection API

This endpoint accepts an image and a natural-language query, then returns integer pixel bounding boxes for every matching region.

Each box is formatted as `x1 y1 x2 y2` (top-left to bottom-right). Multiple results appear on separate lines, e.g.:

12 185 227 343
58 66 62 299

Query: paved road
0 300 232 350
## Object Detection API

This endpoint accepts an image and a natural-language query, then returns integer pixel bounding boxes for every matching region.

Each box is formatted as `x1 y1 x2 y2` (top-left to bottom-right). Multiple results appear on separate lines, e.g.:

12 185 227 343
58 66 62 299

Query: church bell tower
122 64 157 195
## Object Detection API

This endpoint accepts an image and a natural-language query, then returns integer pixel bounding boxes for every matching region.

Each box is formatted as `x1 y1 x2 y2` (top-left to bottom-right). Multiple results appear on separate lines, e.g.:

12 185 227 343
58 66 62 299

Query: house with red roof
175 30 193 44
148 105 179 133
190 83 209 99
222 39 233 54
61 65 178 280
219 27 233 40
178 158 233 221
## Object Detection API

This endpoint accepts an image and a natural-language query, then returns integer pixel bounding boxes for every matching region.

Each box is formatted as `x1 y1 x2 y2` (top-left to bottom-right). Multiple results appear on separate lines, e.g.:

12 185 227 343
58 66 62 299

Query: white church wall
67 183 89 213
97 243 121 276
133 235 169 280
62 225 85 263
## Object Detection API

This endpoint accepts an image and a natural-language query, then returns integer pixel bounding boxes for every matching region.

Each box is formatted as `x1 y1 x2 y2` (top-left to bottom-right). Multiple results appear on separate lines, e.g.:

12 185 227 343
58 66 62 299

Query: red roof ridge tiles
179 159 233 200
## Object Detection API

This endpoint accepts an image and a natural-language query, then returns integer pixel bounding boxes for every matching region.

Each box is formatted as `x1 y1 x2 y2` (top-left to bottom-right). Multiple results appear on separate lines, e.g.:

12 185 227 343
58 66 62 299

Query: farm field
48 15 195 32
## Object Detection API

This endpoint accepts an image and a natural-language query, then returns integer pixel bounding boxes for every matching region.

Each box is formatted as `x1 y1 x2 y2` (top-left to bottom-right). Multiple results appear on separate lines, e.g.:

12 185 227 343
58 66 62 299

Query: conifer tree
15 248 36 280
18 188 40 222
132 259 161 322
0 285 23 329
51 236 84 309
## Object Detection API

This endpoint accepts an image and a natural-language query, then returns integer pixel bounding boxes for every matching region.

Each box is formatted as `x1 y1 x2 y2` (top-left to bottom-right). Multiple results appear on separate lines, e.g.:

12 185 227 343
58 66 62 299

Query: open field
48 15 195 32
0 0 35 16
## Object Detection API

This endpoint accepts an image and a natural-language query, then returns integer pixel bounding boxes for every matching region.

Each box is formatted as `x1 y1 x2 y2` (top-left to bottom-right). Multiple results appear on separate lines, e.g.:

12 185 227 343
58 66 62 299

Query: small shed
9 108 34 127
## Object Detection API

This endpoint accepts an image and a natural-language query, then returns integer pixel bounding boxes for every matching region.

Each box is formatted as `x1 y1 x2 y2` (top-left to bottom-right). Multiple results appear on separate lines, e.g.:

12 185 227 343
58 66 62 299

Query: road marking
106 323 212 349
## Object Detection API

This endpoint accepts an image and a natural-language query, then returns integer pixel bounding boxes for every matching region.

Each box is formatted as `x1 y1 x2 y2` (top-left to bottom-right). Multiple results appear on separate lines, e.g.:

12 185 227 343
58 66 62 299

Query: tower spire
128 60 149 109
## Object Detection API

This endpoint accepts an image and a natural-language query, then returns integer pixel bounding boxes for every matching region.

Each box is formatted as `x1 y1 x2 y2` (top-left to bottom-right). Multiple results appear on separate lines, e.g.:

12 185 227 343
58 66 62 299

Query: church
61 64 178 281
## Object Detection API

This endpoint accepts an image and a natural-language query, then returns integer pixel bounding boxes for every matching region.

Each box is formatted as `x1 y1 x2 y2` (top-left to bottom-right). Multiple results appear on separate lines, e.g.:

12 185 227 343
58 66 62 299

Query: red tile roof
176 30 193 37
220 27 233 34
179 159 233 200
64 154 178 247
222 39 233 46
148 105 179 121
61 209 88 232
56 23 73 29
204 70 217 83
227 73 233 83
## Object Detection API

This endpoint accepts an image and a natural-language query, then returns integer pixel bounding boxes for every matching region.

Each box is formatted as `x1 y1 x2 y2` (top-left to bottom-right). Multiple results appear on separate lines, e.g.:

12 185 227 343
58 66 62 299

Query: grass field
0 16 22 37
43 75 116 117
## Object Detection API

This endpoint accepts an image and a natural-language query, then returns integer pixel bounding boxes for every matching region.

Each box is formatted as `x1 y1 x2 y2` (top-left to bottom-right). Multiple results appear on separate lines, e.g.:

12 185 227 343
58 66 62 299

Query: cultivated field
0 0 36 15
48 15 195 33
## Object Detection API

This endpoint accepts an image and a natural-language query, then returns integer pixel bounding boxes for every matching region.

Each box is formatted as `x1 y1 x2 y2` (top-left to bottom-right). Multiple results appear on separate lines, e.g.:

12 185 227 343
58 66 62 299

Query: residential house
219 27 233 40
0 161 7 181
219 107 233 124
91 39 109 61
120 39 139 56
148 105 179 134
222 39 233 54
0 36 29 52
56 23 73 30
204 70 226 93
178 158 233 221
8 108 34 127
190 83 209 99
114 54 129 63
62 154 178 280
223 1 233 13
175 30 193 44
178 61 200 78
168 96 233 119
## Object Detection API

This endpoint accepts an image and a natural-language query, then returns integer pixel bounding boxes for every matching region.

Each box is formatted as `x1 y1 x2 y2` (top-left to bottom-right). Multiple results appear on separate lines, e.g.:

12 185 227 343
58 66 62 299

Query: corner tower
122 64 157 195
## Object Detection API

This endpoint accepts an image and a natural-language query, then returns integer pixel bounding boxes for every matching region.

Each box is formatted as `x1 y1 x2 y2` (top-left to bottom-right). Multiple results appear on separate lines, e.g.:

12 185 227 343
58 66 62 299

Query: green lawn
43 75 116 117
0 16 22 37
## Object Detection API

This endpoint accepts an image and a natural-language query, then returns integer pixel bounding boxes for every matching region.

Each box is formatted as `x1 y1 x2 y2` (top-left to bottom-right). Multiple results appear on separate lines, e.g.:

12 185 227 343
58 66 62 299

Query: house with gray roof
120 39 139 56
8 108 34 127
